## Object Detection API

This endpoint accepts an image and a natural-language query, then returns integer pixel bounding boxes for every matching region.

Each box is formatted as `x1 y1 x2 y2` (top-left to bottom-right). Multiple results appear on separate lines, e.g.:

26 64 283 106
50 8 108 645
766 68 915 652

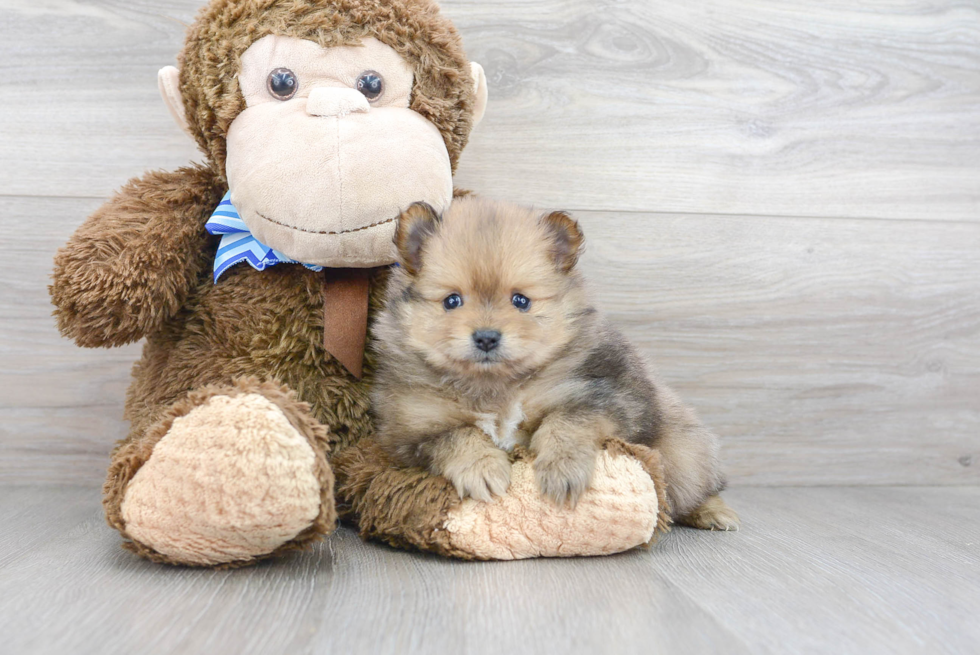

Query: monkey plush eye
443 293 463 310
356 71 384 101
511 293 531 311
267 68 298 100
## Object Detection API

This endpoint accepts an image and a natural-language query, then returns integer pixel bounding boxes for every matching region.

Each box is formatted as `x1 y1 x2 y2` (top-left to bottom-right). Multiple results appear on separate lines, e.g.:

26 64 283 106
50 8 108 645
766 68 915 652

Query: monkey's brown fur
50 0 478 565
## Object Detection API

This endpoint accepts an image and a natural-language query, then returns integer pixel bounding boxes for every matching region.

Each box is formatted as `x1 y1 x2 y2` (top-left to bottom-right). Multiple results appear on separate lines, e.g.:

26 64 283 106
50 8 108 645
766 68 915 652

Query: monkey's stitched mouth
256 211 397 235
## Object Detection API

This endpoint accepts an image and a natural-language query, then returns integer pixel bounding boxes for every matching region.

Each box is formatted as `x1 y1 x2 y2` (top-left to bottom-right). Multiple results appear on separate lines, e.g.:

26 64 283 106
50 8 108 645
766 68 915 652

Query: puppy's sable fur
372 197 738 529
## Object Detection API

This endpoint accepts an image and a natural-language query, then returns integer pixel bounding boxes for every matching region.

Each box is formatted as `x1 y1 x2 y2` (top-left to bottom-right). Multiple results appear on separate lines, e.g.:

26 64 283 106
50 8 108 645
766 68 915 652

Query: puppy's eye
267 68 298 100
443 293 463 310
356 71 384 101
511 293 531 311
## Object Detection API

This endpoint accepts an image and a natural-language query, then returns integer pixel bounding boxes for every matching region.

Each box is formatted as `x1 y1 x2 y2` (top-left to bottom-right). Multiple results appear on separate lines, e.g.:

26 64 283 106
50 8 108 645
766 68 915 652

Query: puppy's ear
395 202 441 275
541 210 584 272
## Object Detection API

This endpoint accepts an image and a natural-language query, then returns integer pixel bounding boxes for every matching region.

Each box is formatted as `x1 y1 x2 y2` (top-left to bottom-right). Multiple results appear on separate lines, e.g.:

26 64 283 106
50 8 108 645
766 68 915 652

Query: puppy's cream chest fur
474 401 527 452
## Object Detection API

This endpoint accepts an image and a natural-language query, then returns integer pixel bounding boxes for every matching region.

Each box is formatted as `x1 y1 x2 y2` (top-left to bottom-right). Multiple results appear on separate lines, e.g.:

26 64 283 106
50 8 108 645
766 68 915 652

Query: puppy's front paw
444 449 512 503
534 450 596 508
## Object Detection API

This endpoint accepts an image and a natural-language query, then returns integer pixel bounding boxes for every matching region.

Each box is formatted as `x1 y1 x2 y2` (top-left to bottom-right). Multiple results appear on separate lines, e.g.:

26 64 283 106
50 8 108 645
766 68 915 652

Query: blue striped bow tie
205 191 323 283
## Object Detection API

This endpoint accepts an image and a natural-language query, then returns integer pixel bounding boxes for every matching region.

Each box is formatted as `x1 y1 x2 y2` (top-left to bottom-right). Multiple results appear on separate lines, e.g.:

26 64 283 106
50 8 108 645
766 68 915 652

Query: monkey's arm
50 164 224 347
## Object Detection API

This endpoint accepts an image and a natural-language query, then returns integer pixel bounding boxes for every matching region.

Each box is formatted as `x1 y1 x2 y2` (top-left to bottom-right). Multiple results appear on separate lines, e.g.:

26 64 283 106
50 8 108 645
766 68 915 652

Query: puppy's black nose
472 329 501 353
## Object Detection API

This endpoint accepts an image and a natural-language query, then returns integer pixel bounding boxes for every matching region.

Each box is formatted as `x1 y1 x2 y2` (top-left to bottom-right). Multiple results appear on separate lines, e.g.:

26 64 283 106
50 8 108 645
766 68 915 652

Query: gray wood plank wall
1 0 977 486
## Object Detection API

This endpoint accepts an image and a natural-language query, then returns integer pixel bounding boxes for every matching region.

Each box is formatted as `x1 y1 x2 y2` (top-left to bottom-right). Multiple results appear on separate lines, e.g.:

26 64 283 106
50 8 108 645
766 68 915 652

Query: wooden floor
1 485 977 655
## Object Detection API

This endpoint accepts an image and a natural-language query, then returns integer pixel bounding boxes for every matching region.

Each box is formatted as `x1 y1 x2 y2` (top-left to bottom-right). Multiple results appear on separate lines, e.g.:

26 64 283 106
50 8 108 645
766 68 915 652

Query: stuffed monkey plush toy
50 0 668 567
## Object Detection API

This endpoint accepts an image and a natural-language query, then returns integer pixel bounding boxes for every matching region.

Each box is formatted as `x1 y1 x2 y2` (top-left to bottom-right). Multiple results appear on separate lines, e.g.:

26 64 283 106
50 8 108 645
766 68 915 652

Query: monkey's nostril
472 329 501 353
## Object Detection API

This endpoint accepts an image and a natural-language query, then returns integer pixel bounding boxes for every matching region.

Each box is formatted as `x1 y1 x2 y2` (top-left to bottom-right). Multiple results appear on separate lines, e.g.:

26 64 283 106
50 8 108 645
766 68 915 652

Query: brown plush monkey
50 0 487 566
50 0 668 567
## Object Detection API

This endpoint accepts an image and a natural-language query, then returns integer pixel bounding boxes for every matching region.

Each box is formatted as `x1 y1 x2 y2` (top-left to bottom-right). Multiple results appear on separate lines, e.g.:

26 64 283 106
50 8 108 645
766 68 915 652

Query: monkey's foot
335 438 671 560
106 380 335 566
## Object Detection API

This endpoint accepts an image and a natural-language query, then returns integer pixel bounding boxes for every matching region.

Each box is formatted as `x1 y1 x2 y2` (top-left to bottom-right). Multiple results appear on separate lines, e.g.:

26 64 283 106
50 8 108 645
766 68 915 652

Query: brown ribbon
321 268 372 380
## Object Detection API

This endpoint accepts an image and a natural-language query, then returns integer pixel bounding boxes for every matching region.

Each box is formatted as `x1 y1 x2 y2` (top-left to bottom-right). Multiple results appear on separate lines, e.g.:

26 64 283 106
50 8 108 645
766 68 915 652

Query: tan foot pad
334 439 670 560
120 394 322 565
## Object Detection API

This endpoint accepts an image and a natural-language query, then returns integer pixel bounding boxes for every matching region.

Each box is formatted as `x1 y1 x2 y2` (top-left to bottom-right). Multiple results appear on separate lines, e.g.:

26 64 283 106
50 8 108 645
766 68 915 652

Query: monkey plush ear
541 211 585 272
158 66 192 138
470 62 488 127
395 202 442 275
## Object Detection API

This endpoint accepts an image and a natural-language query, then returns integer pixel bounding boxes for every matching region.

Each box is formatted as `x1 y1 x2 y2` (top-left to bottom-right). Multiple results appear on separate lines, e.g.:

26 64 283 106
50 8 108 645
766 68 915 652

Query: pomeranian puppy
371 196 739 530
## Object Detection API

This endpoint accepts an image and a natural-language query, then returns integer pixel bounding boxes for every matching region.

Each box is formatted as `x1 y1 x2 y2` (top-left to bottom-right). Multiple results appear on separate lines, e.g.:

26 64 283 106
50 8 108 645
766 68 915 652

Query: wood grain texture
0 0 204 197
0 2 977 485
0 196 139 484
1 0 978 220
574 209 980 486
3 196 977 485
453 0 980 220
0 485 977 655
